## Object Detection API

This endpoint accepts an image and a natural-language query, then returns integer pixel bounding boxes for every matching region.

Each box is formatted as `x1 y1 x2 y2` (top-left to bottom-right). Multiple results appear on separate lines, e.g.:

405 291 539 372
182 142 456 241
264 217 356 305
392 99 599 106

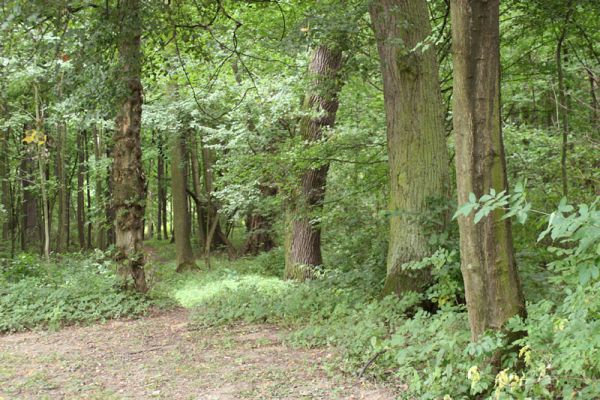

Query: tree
111 0 147 293
450 0 525 340
170 129 197 272
369 0 450 296
284 44 344 281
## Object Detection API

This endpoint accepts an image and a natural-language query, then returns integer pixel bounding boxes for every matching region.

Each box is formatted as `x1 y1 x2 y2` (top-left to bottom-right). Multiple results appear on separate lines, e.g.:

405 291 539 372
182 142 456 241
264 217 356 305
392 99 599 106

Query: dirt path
0 309 394 399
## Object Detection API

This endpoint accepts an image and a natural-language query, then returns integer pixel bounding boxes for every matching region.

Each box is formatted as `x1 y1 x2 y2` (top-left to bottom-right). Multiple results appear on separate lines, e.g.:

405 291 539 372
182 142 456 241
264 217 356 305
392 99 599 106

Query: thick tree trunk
284 45 343 281
77 131 86 249
170 131 197 272
370 0 451 297
112 0 147 293
450 0 525 340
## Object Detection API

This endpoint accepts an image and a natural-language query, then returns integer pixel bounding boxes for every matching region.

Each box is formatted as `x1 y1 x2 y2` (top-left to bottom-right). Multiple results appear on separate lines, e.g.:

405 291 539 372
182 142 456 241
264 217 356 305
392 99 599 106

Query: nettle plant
454 183 600 286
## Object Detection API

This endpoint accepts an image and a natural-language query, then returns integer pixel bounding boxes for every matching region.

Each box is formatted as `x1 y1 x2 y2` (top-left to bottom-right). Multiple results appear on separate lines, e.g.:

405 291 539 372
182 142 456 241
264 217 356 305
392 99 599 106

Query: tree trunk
0 118 10 246
450 0 525 341
369 0 451 297
284 45 343 281
189 132 207 248
157 132 165 240
170 131 197 272
111 0 147 293
92 126 106 250
556 13 572 198
56 123 69 252
77 131 86 249
20 129 38 251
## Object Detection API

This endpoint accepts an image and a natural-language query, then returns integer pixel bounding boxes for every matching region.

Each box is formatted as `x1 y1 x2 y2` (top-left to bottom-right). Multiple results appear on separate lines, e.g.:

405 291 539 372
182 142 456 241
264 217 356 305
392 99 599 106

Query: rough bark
450 0 526 340
284 45 343 281
370 0 451 296
170 131 197 272
112 0 147 293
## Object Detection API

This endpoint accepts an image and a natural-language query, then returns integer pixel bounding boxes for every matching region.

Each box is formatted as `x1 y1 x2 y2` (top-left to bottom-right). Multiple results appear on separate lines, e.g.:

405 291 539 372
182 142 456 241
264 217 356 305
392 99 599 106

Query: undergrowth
0 251 152 332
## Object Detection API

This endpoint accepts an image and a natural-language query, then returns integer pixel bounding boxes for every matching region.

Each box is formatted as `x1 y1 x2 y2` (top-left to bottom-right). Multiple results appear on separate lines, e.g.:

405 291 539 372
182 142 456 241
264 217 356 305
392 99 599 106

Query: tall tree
77 131 86 249
284 45 344 281
369 0 450 296
111 0 147 292
170 130 196 272
450 0 525 340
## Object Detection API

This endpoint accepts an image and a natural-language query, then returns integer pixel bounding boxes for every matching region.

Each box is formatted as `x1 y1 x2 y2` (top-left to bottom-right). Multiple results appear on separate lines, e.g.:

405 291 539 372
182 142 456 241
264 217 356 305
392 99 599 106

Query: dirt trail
0 309 394 399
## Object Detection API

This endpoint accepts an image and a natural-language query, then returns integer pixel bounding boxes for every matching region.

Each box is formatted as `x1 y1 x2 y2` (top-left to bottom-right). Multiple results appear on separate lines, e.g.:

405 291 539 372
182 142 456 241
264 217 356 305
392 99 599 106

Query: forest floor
0 308 394 400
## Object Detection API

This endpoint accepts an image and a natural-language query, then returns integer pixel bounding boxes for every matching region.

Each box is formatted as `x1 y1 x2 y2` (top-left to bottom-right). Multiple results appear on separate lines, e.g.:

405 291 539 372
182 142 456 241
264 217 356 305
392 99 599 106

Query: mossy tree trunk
284 45 343 281
370 0 450 296
450 0 526 340
170 130 197 272
112 0 147 293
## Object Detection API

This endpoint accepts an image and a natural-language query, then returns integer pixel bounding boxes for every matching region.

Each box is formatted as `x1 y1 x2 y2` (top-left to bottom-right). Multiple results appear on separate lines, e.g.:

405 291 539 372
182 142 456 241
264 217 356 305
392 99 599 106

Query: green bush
0 252 151 332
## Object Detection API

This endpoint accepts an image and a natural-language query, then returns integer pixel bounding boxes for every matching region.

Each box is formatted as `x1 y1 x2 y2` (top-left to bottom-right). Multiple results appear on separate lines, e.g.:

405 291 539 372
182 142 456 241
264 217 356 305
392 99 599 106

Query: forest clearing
1 0 599 399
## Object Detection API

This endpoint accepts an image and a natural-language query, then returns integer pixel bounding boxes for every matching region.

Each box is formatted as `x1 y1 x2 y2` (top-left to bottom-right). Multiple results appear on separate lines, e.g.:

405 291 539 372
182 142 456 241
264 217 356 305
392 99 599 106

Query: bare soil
0 309 395 399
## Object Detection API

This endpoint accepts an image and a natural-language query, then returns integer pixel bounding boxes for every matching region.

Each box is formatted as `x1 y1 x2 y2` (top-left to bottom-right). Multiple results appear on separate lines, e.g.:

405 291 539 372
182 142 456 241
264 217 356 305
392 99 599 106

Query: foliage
0 252 152 332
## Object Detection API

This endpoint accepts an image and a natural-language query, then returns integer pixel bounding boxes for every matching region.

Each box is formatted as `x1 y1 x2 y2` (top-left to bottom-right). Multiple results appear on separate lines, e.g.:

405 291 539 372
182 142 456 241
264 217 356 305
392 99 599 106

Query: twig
358 350 386 379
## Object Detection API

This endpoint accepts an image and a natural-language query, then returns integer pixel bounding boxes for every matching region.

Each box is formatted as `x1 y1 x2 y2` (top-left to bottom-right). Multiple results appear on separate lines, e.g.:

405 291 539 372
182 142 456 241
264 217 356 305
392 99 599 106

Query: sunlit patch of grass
174 274 288 308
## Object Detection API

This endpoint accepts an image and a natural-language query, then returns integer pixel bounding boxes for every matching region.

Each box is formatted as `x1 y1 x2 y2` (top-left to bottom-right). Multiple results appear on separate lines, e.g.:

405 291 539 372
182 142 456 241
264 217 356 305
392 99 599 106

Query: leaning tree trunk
284 45 343 281
450 0 526 341
170 131 197 272
111 0 147 293
370 0 451 297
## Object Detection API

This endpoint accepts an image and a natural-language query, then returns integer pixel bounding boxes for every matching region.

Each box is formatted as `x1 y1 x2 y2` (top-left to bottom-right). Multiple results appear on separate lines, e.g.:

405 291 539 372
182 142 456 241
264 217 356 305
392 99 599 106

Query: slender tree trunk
370 0 451 296
77 131 86 249
244 184 277 255
284 45 344 281
145 157 154 240
157 132 165 240
0 118 10 246
56 125 68 252
170 130 196 272
556 21 571 198
189 132 207 248
20 130 38 251
450 0 525 341
92 126 106 250
112 0 147 293
85 130 92 248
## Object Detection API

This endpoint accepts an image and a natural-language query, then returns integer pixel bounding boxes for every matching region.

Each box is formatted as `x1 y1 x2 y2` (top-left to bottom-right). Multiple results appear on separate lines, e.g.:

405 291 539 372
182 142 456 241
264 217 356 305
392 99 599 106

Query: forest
0 0 599 398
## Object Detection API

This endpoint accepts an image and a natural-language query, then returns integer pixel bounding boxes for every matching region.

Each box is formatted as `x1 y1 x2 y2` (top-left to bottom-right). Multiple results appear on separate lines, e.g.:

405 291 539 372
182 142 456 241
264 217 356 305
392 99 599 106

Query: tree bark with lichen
370 0 450 297
450 0 525 340
112 0 147 293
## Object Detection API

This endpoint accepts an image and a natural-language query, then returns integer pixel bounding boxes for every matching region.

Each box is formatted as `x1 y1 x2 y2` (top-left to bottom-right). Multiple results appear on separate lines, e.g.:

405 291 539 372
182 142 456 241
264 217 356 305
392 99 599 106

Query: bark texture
370 0 450 296
112 0 147 293
284 45 343 281
450 0 525 340
170 131 196 272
